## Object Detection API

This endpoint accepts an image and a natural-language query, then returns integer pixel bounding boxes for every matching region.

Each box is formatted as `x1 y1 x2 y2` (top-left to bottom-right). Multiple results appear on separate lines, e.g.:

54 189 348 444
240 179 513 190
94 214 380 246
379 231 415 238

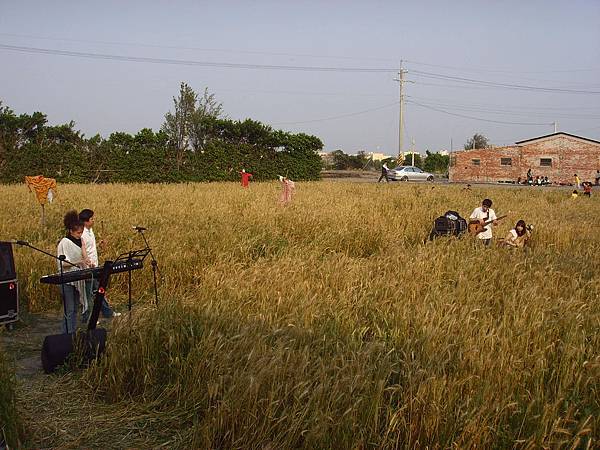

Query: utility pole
411 138 416 166
554 121 558 133
394 61 408 161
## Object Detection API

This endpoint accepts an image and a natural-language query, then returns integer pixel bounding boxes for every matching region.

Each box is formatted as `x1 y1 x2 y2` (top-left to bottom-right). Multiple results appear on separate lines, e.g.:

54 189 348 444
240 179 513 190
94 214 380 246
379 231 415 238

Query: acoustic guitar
468 215 507 235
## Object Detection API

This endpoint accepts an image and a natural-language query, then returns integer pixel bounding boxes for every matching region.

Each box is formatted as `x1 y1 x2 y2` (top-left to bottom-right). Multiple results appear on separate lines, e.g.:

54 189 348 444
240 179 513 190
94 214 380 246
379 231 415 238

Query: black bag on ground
429 210 468 240
41 328 107 374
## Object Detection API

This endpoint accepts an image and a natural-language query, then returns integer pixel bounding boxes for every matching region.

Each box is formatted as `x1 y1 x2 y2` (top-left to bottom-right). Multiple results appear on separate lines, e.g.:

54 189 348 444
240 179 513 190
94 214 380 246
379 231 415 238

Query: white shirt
56 237 89 312
82 227 98 267
469 207 497 240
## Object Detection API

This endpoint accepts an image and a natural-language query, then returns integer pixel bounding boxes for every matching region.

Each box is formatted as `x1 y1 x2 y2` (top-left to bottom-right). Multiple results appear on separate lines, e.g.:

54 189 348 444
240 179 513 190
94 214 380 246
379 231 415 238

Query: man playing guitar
469 198 498 246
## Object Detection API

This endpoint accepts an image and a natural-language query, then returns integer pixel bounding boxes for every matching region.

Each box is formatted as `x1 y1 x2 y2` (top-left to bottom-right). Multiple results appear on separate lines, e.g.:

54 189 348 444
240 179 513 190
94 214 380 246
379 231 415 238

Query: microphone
10 240 29 246
132 226 147 231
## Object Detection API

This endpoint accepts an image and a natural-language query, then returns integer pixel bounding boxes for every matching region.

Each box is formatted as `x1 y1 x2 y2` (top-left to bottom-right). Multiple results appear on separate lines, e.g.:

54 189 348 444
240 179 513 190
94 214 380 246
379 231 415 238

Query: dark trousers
378 172 389 182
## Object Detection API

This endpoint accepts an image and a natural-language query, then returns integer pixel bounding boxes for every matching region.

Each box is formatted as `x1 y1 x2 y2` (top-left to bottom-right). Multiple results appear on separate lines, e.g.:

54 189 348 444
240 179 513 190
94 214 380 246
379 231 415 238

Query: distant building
449 132 600 184
368 152 394 161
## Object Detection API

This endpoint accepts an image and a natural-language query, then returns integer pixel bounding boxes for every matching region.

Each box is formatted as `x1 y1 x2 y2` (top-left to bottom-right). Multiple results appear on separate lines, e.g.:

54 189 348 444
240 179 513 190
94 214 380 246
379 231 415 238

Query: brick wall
449 134 600 184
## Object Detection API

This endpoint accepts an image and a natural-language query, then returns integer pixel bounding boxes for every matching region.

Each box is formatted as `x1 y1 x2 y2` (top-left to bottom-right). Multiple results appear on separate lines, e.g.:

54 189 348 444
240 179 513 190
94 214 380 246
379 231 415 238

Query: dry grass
1 181 599 448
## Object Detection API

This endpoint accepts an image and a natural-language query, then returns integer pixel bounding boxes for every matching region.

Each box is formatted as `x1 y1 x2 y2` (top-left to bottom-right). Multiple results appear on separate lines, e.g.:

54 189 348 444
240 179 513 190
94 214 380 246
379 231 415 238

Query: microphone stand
58 255 68 333
14 241 79 333
136 229 159 306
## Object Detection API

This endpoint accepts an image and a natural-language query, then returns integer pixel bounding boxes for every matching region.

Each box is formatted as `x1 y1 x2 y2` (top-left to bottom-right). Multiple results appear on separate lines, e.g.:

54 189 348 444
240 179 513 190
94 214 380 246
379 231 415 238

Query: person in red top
240 169 253 188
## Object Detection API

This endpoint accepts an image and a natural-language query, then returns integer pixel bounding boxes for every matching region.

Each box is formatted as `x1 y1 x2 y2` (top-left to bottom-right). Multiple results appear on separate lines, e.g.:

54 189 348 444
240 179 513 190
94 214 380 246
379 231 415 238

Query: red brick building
449 132 600 184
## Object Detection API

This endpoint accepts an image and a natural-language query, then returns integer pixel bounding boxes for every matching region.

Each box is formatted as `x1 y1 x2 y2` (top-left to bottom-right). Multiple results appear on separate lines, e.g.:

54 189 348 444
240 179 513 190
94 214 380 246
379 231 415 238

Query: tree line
0 83 323 184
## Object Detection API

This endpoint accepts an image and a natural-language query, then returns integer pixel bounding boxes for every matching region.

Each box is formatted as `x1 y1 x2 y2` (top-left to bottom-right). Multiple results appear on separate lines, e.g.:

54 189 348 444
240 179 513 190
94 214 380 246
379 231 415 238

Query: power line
0 43 397 73
410 69 600 94
3 42 599 95
405 59 599 74
406 97 600 119
0 32 398 63
407 100 552 126
271 101 399 125
408 95 600 111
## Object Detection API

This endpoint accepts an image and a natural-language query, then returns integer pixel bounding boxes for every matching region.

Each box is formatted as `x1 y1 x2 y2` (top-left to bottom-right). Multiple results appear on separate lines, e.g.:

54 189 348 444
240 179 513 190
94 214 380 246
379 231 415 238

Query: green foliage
0 96 323 183
399 152 422 168
464 133 489 150
329 149 369 170
423 150 449 174
0 347 23 448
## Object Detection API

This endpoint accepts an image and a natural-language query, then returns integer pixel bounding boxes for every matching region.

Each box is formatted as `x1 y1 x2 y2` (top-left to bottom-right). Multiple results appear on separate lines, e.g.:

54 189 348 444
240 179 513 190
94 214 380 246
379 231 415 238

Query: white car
388 166 434 182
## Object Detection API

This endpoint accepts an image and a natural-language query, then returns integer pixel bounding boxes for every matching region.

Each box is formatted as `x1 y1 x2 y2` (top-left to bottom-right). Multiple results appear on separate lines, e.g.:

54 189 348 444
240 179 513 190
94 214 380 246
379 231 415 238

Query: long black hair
515 219 527 237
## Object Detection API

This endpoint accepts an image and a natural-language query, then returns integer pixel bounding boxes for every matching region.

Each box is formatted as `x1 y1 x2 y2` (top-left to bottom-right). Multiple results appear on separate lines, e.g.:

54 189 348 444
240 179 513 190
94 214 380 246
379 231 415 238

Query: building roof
515 132 600 146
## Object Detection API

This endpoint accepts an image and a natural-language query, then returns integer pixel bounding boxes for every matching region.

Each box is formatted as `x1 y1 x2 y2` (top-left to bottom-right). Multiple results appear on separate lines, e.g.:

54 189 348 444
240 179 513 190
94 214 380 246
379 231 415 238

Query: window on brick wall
472 159 480 166
500 158 512 166
540 158 552 167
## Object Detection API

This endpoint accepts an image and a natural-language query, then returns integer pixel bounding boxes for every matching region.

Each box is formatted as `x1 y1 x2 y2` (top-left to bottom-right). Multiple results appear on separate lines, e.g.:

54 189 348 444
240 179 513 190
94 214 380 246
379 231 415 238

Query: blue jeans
61 284 79 334
81 278 115 324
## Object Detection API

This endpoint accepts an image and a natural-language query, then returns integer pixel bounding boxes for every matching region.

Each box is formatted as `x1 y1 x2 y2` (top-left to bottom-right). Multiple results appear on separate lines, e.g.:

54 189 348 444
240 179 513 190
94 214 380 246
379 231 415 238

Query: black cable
407 100 552 126
0 44 397 73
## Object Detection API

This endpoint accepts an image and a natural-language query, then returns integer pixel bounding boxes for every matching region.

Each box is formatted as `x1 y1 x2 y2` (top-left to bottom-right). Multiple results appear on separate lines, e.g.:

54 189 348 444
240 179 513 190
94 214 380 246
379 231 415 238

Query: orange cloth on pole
25 175 57 205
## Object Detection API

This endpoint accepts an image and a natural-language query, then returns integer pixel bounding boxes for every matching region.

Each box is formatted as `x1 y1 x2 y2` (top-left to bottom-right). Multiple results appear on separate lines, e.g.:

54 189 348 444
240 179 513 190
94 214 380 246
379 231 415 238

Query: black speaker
0 279 18 325
0 242 16 282
41 328 107 374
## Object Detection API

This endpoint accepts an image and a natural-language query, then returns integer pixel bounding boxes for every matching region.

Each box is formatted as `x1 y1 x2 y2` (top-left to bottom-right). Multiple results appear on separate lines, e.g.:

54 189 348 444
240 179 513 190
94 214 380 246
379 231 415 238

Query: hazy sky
1 0 599 155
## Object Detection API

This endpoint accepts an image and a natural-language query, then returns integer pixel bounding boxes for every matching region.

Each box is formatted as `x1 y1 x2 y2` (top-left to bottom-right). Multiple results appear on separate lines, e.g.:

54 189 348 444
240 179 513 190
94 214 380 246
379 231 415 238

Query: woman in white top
56 210 89 333
503 219 530 248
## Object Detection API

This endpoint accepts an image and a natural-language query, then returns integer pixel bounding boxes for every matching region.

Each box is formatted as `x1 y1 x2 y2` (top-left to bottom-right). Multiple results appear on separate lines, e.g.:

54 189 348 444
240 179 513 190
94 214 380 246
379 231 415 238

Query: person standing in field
278 176 295 205
469 198 498 247
583 182 592 197
57 210 89 334
595 170 600 186
378 162 389 183
240 169 253 188
574 174 581 189
79 209 120 324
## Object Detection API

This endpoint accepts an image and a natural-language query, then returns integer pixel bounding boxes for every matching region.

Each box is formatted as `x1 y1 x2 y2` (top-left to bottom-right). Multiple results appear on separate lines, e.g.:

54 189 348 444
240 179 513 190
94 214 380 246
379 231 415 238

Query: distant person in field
595 170 600 186
240 169 253 188
574 174 581 189
572 190 578 198
378 162 389 182
469 198 498 246
501 219 531 248
79 209 120 324
278 176 295 205
583 182 592 197
57 210 89 334
526 168 532 185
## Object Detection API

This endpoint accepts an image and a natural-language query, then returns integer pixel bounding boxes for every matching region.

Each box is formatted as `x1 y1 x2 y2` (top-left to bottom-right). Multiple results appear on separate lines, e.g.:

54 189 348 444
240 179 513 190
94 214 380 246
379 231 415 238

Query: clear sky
1 0 599 155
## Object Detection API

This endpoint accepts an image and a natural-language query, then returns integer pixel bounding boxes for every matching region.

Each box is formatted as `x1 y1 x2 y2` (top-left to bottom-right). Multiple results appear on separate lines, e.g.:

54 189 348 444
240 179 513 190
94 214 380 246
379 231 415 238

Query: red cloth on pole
240 171 253 188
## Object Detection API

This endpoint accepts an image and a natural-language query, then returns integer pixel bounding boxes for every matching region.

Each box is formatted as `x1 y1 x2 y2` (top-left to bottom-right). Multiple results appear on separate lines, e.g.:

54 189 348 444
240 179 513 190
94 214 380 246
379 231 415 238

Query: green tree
400 152 422 168
189 87 224 152
464 133 489 150
162 82 198 170
423 150 449 174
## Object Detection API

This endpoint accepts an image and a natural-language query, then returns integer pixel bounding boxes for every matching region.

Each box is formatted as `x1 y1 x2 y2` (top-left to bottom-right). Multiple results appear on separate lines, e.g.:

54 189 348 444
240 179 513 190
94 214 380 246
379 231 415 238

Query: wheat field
1 181 599 448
